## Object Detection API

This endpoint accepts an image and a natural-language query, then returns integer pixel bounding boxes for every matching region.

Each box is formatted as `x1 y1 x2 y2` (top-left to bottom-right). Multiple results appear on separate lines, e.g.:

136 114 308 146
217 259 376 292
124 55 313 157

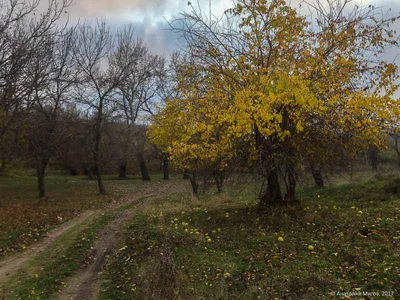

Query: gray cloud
129 20 183 56
62 0 231 56
66 0 175 21
65 0 231 22
59 0 400 60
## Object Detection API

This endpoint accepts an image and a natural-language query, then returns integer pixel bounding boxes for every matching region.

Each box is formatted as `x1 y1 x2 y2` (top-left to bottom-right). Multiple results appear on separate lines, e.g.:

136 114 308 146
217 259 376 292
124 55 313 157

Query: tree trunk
163 157 169 180
0 158 5 177
38 168 45 198
183 169 190 179
368 145 379 172
36 157 48 198
137 152 150 181
86 167 96 180
397 153 400 168
284 164 297 204
214 173 224 193
37 164 41 190
259 168 283 208
189 172 199 196
394 137 400 168
310 162 324 187
254 124 283 207
68 167 79 176
94 102 106 195
119 161 127 178
94 165 106 194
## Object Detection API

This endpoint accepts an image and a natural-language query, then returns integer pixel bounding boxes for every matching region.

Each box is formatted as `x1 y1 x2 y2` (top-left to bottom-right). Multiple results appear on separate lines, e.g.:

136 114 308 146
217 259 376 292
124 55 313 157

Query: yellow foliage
148 0 400 172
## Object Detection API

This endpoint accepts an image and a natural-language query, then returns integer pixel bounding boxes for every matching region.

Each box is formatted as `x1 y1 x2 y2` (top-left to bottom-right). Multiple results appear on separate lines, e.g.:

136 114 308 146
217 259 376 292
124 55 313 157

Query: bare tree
0 0 71 176
27 27 76 198
114 35 165 181
74 21 140 194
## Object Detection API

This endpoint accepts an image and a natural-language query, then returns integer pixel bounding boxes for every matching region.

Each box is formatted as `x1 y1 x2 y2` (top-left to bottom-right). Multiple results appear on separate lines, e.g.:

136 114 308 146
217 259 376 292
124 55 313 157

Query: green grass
0 175 146 259
1 171 399 299
100 180 400 299
296 159 400 188
118 196 154 212
0 213 113 299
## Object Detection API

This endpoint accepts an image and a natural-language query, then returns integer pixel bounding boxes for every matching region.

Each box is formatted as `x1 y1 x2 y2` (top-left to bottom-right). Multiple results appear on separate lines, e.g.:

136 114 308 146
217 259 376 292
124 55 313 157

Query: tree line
1 0 400 207
0 0 172 197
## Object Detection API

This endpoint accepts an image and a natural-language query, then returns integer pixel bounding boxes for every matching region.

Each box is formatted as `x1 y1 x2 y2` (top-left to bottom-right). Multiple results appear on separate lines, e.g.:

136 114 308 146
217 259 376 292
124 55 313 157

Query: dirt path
0 209 98 282
0 187 154 283
55 181 187 300
56 196 151 300
0 181 189 299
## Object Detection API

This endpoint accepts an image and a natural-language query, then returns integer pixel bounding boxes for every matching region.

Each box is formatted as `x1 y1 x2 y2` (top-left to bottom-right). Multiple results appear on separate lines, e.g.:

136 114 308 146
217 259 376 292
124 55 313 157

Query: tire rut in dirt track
0 184 166 283
0 210 98 282
56 196 152 300
0 181 188 299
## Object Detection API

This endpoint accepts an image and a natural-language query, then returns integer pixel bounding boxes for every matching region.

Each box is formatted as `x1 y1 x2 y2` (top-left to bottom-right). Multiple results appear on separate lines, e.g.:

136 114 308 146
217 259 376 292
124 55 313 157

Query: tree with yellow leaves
149 0 400 206
148 70 242 194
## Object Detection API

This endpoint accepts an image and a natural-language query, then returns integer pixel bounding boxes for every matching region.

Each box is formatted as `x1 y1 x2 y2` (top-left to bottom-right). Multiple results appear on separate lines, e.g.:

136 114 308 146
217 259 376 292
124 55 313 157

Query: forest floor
0 170 399 299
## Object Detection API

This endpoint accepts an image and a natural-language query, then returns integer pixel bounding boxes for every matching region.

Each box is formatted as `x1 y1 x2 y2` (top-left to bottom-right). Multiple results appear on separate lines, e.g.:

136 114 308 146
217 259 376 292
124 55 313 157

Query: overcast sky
62 0 400 59
62 0 233 56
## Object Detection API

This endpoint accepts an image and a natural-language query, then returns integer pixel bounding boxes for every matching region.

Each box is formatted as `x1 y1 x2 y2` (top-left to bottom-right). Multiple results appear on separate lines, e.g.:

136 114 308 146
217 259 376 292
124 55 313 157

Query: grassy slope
101 180 400 299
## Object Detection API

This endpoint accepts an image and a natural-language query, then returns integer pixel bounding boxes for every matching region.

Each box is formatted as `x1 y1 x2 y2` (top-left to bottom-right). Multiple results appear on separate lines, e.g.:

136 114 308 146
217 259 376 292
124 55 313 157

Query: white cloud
57 0 400 60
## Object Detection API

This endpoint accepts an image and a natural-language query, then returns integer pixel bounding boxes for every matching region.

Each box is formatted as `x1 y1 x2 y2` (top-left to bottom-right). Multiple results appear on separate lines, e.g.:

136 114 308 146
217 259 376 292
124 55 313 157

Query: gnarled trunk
259 168 283 208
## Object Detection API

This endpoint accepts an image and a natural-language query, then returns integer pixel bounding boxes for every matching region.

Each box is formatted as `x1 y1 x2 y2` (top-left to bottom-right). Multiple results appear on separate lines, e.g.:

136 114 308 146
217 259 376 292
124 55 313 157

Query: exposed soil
56 197 151 300
0 209 97 282
0 180 191 299
55 181 190 300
